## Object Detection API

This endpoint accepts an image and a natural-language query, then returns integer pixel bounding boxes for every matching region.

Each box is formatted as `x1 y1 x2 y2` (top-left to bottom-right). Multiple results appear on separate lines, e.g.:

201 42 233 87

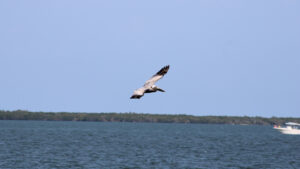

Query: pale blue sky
0 0 299 117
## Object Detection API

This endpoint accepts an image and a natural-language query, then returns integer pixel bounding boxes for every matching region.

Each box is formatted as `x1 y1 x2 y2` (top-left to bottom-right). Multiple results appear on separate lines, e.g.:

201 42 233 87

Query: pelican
130 65 170 99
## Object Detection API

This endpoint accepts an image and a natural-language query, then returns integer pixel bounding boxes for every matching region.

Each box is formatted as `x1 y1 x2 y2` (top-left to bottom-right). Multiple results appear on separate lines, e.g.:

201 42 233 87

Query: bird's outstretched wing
144 65 170 87
131 87 146 99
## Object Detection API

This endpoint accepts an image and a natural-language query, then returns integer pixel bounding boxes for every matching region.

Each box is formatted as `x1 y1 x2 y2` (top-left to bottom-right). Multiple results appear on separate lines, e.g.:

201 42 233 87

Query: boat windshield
285 122 300 126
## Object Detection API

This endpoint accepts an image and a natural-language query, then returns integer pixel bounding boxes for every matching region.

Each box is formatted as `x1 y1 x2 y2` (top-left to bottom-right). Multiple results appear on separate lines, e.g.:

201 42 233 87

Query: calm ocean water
0 120 299 169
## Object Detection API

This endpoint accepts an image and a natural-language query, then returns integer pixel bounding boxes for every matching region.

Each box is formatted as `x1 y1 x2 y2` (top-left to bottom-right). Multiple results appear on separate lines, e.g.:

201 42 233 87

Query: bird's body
130 65 170 99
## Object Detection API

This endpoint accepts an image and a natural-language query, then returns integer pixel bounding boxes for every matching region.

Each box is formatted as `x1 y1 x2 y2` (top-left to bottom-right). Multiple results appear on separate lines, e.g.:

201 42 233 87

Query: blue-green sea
0 120 299 169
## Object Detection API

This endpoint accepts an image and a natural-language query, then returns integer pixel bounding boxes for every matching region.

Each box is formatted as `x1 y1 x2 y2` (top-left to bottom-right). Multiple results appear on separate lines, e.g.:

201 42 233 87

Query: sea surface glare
0 120 299 169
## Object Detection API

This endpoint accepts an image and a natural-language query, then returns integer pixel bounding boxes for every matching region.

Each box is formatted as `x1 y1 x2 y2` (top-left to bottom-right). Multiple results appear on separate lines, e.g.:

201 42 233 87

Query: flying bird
130 65 170 99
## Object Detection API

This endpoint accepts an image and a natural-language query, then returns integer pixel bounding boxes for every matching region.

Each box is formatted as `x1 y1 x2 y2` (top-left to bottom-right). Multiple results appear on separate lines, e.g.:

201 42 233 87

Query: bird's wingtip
156 65 170 76
130 95 142 99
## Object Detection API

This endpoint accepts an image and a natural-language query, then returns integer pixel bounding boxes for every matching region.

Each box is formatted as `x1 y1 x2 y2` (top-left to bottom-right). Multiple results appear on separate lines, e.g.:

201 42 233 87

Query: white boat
274 122 300 135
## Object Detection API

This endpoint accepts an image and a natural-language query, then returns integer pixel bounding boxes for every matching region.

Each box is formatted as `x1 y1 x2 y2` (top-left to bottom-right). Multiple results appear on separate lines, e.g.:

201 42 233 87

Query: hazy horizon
2 110 300 119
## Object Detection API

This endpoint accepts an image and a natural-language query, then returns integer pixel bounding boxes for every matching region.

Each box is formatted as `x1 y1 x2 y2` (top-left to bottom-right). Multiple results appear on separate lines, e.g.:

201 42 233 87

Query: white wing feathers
144 65 170 87
133 87 145 96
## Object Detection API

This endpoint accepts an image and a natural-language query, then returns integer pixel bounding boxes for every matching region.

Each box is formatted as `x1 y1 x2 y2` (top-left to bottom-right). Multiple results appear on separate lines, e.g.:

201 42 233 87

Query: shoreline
1 110 299 125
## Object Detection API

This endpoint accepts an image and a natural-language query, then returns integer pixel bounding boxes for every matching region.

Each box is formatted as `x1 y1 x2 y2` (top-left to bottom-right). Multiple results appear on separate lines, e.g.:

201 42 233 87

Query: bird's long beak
157 88 165 92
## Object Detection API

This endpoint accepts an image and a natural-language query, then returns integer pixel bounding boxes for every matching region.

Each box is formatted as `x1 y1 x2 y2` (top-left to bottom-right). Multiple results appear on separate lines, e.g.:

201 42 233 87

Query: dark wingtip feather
130 95 142 99
156 65 170 76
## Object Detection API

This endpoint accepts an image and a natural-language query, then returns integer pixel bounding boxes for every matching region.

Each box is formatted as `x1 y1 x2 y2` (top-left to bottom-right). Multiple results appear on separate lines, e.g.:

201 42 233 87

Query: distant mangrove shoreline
0 110 299 125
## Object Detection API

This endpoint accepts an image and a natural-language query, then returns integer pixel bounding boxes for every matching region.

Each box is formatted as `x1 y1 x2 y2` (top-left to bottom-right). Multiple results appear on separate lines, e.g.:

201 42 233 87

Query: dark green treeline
0 110 299 125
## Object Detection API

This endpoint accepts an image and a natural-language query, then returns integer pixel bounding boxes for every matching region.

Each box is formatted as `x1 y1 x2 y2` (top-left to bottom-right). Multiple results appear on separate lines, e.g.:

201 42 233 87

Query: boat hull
274 127 300 135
